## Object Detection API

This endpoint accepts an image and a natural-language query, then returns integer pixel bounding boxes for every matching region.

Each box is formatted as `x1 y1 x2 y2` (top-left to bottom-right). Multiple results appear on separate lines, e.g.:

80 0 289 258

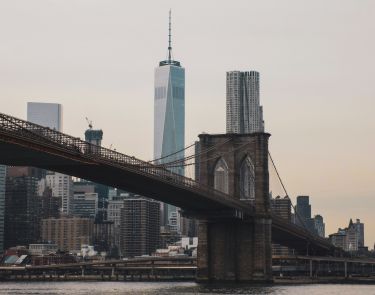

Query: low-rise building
29 243 58 255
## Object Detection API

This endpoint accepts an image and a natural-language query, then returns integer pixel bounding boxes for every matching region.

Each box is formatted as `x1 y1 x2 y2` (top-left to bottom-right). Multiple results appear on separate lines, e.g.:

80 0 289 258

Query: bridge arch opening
213 157 229 194
239 155 255 201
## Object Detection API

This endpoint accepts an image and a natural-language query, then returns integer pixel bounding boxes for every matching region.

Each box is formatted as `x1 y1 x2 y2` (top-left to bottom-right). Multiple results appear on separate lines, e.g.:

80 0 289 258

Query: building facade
270 196 292 255
313 214 325 238
71 192 98 219
329 219 365 251
4 168 40 248
0 165 6 254
46 172 73 215
354 218 364 247
27 102 62 131
226 71 264 134
295 195 315 233
41 217 94 251
120 197 160 257
154 12 185 228
107 192 128 250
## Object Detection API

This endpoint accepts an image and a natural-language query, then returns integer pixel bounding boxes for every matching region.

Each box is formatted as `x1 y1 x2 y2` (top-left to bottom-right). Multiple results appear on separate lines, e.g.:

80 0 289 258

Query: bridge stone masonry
188 133 272 282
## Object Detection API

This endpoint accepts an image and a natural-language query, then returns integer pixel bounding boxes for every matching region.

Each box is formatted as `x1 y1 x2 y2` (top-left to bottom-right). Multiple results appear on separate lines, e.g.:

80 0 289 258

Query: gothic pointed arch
214 158 229 194
240 155 255 200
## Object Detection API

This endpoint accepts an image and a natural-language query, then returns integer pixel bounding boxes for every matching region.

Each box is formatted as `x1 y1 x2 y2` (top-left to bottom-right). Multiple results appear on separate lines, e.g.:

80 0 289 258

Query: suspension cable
268 151 312 234
151 137 233 167
158 140 253 169
149 141 196 163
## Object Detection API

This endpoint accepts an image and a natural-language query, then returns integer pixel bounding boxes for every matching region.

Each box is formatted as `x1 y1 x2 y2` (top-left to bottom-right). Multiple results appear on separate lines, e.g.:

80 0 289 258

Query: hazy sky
0 1 374 246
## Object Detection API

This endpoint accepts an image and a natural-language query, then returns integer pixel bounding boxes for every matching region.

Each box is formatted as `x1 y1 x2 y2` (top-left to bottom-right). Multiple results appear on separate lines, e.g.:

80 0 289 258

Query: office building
270 196 291 221
329 230 347 250
27 102 73 215
93 220 114 253
313 214 325 238
71 192 98 219
0 165 6 254
38 185 60 219
4 167 40 248
27 102 62 131
107 192 127 251
295 195 315 233
120 197 160 257
354 219 364 247
270 196 292 255
41 216 94 251
154 11 185 228
46 172 73 214
226 71 264 134
329 218 365 251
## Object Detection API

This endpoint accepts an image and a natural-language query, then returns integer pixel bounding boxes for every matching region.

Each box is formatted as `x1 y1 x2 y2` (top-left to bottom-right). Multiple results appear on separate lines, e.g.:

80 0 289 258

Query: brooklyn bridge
0 112 337 282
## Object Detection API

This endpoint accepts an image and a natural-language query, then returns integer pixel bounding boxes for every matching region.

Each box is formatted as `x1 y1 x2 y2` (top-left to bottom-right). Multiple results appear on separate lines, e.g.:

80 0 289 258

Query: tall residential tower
154 11 185 226
226 71 264 134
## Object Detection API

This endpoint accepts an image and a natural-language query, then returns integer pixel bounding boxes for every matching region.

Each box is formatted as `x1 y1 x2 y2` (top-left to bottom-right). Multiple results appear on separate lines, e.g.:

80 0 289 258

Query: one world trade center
154 11 185 227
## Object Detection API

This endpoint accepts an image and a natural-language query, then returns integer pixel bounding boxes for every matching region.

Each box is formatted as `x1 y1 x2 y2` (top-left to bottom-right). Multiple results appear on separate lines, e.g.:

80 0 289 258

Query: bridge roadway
0 112 334 255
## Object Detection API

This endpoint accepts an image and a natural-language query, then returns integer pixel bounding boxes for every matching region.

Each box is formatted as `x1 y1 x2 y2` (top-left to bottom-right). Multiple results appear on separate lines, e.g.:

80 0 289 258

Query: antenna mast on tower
168 9 172 62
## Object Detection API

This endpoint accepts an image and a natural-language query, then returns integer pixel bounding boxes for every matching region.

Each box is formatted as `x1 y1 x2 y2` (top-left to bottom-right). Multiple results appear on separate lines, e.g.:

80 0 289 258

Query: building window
240 156 255 200
214 158 229 194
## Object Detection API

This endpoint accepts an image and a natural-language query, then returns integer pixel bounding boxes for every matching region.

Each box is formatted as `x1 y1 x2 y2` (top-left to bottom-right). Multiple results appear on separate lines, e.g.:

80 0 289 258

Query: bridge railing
0 112 248 208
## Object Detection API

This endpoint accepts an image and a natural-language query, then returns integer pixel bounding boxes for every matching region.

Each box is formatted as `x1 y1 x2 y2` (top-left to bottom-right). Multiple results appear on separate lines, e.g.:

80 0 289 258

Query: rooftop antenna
168 9 172 63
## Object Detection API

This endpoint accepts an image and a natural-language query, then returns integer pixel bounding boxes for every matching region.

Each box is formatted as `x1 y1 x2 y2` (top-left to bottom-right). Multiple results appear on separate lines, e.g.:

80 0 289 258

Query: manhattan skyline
0 1 374 246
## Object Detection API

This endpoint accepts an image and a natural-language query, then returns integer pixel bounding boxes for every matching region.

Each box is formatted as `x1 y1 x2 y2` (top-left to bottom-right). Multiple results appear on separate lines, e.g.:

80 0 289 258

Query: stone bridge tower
195 132 272 282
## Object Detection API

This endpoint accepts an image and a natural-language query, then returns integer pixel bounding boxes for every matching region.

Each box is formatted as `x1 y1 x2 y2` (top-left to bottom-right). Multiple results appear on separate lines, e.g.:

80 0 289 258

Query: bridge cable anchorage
152 137 234 168
268 151 318 241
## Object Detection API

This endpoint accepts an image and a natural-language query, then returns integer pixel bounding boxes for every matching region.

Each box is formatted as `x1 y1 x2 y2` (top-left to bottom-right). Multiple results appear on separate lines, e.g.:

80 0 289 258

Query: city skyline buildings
0 1 374 246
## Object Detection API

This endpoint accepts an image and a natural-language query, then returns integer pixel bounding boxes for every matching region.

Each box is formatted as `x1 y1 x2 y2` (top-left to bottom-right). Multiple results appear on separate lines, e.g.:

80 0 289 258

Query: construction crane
85 117 93 129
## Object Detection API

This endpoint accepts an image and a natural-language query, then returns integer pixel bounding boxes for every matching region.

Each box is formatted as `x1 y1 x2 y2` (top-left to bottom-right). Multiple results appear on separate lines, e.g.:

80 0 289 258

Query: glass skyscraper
27 102 62 131
154 11 185 226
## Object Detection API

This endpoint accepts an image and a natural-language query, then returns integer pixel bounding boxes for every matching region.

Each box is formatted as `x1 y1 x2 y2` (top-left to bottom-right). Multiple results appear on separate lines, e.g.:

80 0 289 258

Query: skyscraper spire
159 9 180 67
168 9 172 62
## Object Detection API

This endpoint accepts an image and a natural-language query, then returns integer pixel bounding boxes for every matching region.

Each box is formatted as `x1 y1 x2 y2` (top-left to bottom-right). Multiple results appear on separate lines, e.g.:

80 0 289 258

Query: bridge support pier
197 217 272 282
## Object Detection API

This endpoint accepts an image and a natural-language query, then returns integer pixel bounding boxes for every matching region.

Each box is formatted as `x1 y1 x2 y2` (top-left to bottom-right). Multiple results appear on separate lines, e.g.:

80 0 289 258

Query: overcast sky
0 0 374 246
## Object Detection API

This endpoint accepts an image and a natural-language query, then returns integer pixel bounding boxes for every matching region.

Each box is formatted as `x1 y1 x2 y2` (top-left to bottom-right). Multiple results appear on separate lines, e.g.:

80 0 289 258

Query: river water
0 282 374 295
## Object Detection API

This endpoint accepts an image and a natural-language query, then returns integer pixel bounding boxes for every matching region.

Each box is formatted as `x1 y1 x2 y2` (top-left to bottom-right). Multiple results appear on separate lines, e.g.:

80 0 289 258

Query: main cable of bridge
142 137 233 169
158 140 255 169
268 151 313 235
149 141 196 164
